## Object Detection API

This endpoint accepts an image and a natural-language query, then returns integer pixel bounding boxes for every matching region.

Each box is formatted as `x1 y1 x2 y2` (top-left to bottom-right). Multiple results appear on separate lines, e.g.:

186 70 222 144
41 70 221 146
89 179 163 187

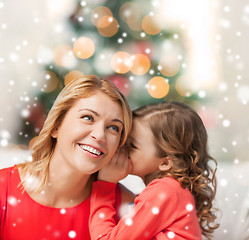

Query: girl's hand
98 146 132 183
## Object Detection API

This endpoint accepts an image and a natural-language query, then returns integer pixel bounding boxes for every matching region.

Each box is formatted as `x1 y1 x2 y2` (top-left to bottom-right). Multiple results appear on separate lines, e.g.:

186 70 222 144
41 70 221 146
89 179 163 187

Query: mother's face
51 91 124 174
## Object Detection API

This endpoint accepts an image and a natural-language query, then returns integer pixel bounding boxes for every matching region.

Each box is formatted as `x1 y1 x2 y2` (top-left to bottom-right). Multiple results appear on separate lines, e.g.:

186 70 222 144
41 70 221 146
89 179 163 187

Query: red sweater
0 166 121 240
90 177 202 240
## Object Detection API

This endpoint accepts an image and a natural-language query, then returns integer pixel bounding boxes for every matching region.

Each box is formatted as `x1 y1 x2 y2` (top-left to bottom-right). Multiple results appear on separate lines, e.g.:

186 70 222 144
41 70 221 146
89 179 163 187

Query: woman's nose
90 123 106 142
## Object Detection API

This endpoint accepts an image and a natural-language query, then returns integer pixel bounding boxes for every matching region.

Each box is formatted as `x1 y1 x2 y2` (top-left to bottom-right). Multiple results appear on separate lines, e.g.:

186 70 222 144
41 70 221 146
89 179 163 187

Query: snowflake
60 209 66 214
167 231 175 239
151 207 159 215
125 218 133 226
99 212 105 219
186 203 194 212
68 230 76 238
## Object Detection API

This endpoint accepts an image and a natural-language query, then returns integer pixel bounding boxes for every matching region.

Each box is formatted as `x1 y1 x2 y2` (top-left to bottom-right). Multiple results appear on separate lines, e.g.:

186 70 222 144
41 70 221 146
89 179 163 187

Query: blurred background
0 0 249 239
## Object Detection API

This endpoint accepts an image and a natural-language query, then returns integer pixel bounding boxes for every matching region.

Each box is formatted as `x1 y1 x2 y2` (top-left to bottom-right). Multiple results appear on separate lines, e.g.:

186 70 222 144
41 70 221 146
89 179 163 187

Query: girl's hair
133 101 218 239
18 75 132 192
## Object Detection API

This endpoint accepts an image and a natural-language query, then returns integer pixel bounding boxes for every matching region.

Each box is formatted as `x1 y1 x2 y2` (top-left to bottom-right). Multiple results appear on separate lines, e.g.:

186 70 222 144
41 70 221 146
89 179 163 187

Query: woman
0 75 133 239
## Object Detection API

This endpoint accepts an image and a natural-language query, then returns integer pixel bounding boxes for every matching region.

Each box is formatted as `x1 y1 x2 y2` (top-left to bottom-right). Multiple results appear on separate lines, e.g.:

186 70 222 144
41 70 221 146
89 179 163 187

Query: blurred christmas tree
19 0 200 146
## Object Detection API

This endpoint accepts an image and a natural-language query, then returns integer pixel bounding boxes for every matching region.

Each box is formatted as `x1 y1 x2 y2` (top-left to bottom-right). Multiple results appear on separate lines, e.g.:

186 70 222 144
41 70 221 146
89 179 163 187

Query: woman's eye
109 125 120 133
82 115 93 121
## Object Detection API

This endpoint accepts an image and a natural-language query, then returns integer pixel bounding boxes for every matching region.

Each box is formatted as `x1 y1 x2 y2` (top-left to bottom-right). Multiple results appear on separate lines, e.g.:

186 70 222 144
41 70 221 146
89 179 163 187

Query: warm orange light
43 71 59 92
147 76 169 98
142 14 163 35
111 51 132 74
91 6 113 26
64 70 84 86
119 2 142 31
130 54 150 75
73 37 95 59
53 44 75 67
97 16 119 37
127 19 142 32
159 55 180 77
175 76 193 97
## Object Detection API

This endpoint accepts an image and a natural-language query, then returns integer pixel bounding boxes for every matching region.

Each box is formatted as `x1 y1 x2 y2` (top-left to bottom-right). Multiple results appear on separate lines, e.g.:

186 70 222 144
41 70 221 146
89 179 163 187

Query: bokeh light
111 51 132 74
175 76 193 97
147 76 169 98
97 16 119 37
91 6 113 26
53 45 76 68
236 85 249 104
109 75 131 96
119 2 142 31
159 54 180 77
198 107 219 130
94 49 114 75
42 71 59 93
141 14 163 35
130 54 150 75
73 37 95 59
64 70 84 86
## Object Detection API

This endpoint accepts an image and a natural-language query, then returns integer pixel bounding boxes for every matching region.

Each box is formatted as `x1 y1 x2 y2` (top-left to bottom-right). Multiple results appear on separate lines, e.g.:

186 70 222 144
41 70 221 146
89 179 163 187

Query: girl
0 75 134 239
90 102 219 240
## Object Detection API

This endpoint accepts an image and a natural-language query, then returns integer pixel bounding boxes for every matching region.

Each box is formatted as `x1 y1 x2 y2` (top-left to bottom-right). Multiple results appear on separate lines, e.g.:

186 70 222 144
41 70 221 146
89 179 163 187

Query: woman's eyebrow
112 119 124 127
78 108 124 127
78 108 99 116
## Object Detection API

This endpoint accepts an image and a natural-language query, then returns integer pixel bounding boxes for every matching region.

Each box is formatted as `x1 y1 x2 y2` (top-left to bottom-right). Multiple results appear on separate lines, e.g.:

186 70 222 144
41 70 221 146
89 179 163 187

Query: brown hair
133 101 218 239
18 75 132 192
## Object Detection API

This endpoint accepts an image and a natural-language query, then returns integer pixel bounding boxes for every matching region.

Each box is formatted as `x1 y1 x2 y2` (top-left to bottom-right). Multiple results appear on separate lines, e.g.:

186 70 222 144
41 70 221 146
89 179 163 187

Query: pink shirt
0 166 121 240
90 177 202 240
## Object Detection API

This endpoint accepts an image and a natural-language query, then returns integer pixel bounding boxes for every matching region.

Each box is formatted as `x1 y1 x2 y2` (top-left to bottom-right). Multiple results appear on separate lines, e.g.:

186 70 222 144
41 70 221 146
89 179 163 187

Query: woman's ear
158 157 172 171
51 128 58 138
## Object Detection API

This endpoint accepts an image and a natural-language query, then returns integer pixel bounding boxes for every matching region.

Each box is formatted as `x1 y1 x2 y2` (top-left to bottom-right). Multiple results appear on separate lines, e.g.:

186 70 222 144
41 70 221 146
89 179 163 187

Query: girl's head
19 75 132 190
128 101 218 239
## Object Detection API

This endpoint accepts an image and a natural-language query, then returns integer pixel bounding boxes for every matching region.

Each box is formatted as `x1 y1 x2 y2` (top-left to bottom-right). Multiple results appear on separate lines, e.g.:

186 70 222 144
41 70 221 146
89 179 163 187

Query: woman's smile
78 144 104 157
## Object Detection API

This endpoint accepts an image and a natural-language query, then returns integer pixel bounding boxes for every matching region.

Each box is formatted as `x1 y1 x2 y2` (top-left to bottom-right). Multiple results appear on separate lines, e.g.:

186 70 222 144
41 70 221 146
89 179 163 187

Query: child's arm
89 177 178 240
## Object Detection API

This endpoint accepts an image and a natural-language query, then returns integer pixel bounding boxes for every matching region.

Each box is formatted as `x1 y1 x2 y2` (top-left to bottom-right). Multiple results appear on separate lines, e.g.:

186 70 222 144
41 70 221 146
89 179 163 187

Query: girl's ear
158 157 172 171
51 128 58 138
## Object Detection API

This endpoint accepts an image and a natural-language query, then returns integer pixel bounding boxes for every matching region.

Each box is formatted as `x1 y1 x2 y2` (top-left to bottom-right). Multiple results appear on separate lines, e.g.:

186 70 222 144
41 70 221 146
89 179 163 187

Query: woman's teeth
80 145 102 156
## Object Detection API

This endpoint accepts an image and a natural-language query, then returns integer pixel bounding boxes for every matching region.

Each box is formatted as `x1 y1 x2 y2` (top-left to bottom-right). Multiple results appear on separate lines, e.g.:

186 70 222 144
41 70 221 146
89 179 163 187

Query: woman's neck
21 161 94 208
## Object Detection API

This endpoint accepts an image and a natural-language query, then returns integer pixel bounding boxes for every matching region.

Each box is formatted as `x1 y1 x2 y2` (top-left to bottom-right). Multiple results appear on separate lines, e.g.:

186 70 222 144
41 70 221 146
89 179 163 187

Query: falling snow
60 208 66 214
167 231 175 239
99 212 105 219
0 1 248 239
7 196 18 206
186 204 194 212
68 230 76 238
151 206 159 215
125 218 133 226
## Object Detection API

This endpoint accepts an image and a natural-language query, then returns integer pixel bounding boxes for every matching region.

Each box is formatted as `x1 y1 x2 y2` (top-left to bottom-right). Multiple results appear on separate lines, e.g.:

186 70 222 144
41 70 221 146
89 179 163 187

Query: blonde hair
18 75 132 192
133 101 219 239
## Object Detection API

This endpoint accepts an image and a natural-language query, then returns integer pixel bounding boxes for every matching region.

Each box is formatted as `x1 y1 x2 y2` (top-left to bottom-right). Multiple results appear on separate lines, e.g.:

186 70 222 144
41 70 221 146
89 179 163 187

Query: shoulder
0 165 17 180
0 166 18 203
133 178 177 204
145 177 179 194
0 165 20 194
149 177 191 194
139 177 194 204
